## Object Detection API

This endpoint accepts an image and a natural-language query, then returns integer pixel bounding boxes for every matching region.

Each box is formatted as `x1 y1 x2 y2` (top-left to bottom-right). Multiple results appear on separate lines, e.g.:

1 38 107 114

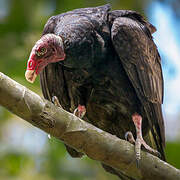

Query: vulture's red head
25 34 65 83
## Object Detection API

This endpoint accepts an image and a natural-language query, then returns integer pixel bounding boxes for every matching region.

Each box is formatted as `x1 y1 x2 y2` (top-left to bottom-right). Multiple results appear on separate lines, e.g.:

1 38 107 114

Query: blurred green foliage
0 0 179 179
166 142 180 169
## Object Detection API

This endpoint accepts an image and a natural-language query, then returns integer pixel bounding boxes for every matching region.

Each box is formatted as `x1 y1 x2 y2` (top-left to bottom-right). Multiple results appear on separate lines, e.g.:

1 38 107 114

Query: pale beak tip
25 70 37 83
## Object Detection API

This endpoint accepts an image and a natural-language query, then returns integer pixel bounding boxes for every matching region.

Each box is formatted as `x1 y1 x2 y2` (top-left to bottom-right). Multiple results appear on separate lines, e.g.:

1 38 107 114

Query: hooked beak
25 59 38 83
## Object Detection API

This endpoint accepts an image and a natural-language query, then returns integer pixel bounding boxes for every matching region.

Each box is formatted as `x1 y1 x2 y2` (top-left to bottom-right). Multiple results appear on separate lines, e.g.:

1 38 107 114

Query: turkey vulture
25 4 165 179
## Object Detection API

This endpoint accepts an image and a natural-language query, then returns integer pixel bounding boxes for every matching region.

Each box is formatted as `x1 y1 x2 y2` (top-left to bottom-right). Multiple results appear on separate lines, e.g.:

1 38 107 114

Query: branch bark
0 72 179 180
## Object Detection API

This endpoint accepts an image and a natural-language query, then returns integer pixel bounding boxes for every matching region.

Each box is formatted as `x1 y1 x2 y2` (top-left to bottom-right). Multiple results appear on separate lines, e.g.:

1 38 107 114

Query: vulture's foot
125 113 160 167
73 105 86 119
52 96 62 108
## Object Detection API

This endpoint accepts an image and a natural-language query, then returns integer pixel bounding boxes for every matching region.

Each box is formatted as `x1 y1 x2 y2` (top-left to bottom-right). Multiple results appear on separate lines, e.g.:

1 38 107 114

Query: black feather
39 4 166 178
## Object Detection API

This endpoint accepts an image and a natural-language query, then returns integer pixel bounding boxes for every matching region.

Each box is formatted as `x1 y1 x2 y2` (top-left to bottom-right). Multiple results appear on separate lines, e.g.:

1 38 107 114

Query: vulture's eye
36 47 47 56
41 47 46 54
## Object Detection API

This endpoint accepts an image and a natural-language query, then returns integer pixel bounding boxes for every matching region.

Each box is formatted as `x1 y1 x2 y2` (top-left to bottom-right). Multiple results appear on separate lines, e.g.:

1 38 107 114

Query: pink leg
73 105 86 119
126 113 160 167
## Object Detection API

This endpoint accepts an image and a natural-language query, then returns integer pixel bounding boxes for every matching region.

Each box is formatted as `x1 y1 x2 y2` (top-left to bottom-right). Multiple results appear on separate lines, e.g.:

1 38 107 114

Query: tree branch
0 72 179 180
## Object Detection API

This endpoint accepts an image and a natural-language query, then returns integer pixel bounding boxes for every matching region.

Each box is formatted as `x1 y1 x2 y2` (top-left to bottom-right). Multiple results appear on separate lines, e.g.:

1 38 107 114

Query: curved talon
125 131 130 141
52 96 55 102
73 108 78 115
125 131 135 144
156 151 162 158
52 96 62 108
136 159 140 168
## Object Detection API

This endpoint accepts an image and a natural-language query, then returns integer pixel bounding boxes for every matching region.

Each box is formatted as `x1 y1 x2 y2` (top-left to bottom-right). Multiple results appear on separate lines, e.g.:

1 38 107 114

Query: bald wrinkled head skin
25 34 65 83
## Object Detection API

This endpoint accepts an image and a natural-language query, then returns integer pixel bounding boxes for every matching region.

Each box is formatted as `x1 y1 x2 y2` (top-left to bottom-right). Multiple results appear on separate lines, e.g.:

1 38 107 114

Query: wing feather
111 17 165 159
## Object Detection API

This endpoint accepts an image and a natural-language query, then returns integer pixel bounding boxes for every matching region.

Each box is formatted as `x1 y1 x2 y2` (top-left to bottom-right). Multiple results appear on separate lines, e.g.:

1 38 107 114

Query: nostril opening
29 61 32 67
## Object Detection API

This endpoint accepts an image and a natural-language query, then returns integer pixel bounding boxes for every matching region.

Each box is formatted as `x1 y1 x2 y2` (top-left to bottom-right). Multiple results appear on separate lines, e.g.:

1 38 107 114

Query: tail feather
145 103 166 161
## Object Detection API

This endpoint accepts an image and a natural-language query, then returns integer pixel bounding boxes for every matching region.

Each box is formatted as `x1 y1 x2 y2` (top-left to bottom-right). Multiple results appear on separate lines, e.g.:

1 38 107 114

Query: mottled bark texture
0 72 179 180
